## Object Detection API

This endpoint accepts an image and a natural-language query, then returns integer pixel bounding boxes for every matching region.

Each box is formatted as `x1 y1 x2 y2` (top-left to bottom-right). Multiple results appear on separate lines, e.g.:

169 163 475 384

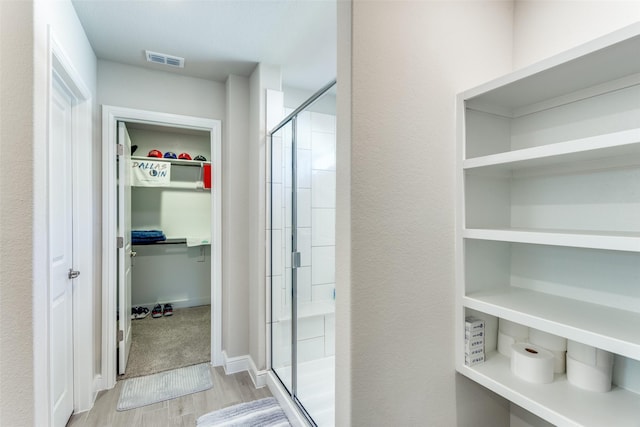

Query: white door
118 122 133 375
50 74 76 427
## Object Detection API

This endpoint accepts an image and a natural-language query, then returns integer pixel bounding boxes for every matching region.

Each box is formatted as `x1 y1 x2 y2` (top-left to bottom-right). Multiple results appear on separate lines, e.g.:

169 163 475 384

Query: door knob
130 251 137 258
68 268 80 279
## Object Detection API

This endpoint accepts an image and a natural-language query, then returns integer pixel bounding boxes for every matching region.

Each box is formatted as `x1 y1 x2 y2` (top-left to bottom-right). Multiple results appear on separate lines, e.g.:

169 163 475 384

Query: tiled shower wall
285 108 336 306
269 102 336 368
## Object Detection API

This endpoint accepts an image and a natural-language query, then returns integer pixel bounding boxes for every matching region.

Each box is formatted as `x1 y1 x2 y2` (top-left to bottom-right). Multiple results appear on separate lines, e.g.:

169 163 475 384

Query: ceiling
71 0 337 91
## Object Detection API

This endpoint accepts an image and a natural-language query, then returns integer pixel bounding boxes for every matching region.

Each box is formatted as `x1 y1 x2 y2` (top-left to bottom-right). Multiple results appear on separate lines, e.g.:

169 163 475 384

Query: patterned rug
197 397 291 427
117 363 212 411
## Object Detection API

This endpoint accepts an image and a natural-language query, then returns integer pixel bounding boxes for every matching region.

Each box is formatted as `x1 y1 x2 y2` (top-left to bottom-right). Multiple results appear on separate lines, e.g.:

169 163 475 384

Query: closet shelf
132 238 212 246
463 128 640 172
463 288 640 360
131 155 211 167
459 351 640 427
133 238 187 245
463 228 640 252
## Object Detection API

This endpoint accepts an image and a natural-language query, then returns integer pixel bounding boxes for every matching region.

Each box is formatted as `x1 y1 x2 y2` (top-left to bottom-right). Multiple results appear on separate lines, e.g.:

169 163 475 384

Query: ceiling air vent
145 50 185 68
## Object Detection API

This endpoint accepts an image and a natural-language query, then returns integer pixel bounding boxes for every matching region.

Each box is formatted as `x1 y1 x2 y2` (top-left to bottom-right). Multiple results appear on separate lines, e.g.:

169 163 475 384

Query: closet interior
120 122 213 378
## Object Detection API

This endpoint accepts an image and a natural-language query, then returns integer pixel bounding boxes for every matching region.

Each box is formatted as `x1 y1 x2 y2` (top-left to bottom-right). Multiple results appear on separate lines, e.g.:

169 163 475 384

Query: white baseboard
71 374 103 415
222 351 268 389
222 351 250 374
247 356 268 388
266 371 308 427
136 297 211 310
93 374 104 393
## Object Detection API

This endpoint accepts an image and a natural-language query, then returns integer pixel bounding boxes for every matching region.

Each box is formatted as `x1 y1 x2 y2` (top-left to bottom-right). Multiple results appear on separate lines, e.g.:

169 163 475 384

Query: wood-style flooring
67 366 272 427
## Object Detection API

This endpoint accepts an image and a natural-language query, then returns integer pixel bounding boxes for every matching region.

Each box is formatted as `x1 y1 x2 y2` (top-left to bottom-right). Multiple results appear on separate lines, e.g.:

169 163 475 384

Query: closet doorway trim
101 106 222 389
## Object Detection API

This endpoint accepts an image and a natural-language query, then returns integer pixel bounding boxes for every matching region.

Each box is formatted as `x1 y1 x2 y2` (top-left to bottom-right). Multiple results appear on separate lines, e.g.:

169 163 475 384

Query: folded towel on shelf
186 237 211 247
132 230 166 244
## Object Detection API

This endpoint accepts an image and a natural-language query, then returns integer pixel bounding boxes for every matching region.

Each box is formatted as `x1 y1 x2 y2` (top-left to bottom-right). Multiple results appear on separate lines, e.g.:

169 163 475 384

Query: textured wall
0 2 35 424
346 1 514 424
98 60 225 120
1 0 98 423
223 74 251 357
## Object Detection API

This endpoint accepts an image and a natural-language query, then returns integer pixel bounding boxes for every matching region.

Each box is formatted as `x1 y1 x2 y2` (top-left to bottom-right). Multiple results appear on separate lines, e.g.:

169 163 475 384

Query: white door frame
101 106 222 388
34 30 95 426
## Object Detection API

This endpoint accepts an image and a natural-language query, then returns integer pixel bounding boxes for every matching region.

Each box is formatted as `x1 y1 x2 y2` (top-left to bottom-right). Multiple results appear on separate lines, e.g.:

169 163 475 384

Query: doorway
102 106 222 388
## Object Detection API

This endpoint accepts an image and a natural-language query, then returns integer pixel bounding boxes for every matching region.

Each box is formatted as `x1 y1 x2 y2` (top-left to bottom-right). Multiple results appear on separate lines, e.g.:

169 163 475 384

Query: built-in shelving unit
456 23 640 426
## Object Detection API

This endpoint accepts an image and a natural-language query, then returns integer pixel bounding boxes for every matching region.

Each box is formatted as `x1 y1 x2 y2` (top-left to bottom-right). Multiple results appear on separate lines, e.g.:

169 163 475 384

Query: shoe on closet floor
163 303 173 316
152 304 163 318
137 306 149 319
130 307 138 320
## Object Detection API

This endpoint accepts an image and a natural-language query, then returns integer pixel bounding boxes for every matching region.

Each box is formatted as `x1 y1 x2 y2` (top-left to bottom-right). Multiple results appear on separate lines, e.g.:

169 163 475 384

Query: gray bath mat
117 363 212 411
197 397 291 427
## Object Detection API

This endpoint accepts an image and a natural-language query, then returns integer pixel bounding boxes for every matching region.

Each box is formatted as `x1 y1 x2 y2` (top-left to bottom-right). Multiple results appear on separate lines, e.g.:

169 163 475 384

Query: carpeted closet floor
119 305 211 379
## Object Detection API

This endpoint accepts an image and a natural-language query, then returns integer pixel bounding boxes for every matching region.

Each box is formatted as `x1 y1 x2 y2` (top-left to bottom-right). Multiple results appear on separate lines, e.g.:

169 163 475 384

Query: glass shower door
270 82 337 427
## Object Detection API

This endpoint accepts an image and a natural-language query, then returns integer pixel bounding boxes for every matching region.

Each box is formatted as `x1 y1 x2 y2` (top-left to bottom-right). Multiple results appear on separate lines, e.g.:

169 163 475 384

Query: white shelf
463 288 640 360
461 23 640 112
463 128 640 171
132 182 210 190
458 351 640 427
131 155 211 167
132 238 185 245
463 228 640 252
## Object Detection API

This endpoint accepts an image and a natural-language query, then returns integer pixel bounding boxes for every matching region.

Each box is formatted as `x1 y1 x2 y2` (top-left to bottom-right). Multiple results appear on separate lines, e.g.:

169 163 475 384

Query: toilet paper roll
567 354 612 392
510 342 555 384
498 331 516 357
529 329 567 352
499 319 528 341
567 340 614 369
550 350 566 374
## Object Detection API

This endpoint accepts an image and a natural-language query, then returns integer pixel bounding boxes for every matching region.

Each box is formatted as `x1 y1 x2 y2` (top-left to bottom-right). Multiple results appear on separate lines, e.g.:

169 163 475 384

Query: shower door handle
291 252 301 269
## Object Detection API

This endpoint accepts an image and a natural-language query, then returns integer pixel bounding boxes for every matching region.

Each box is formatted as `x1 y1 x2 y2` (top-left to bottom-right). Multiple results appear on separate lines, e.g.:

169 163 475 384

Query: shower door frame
268 80 336 427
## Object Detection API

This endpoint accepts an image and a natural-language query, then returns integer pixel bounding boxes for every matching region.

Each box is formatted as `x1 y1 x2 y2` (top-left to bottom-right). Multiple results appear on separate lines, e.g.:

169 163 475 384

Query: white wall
249 64 281 370
131 245 211 309
343 0 514 424
0 0 98 424
223 74 251 358
513 0 640 68
98 60 225 120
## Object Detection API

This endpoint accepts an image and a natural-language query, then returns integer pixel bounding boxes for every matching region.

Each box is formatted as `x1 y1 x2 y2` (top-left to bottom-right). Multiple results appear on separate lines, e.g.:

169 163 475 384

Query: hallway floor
67 366 271 426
